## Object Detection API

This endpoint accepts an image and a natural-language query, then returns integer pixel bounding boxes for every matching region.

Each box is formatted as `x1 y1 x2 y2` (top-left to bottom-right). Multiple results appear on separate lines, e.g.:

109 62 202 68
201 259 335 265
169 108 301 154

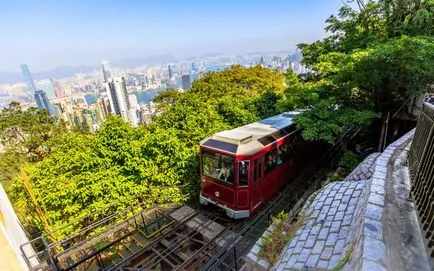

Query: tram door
252 157 263 210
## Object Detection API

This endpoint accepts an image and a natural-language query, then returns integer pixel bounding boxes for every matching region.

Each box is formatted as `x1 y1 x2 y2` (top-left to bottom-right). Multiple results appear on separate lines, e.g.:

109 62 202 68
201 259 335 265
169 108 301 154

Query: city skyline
0 0 343 72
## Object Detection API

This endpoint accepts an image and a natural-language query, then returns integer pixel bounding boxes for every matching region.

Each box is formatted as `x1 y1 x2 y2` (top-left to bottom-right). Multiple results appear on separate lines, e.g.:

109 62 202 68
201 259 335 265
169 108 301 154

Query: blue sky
0 0 343 72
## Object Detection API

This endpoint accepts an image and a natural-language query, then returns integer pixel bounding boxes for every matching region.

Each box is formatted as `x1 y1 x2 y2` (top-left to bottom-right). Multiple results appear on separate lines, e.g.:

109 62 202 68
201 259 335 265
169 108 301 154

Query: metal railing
408 102 434 258
19 188 189 271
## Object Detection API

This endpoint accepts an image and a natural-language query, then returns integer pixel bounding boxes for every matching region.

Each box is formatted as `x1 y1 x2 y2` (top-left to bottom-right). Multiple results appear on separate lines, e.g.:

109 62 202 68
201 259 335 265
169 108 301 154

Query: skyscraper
20 64 37 93
105 77 131 123
168 65 173 79
34 90 50 111
101 61 112 82
36 79 56 99
182 74 191 90
54 82 65 98
128 94 140 126
259 56 266 67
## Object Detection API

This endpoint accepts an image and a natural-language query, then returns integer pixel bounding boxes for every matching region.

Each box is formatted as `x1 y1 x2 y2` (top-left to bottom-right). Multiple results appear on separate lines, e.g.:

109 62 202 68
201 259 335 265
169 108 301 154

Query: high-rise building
259 56 266 67
20 64 37 94
181 74 191 90
128 94 140 126
168 65 173 79
105 77 131 123
36 79 56 99
102 61 112 82
54 82 65 98
96 97 111 121
34 90 50 111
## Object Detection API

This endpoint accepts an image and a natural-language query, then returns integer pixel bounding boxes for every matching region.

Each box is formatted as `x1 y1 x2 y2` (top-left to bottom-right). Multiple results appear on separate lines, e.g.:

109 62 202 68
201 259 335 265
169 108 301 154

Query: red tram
199 112 319 218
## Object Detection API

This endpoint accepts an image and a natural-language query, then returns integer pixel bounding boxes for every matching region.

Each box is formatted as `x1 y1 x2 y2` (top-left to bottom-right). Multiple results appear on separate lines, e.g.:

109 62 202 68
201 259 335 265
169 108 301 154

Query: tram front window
202 150 234 184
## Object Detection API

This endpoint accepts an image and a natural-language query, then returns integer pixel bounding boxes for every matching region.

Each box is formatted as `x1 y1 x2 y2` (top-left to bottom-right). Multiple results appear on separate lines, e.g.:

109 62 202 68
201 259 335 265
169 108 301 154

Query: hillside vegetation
1 66 285 238
1 0 433 239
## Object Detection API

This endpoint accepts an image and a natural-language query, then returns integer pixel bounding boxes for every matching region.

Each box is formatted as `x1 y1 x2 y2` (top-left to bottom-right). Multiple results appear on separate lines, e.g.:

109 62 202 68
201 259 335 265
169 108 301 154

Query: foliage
190 65 284 101
0 152 25 191
278 0 434 143
0 102 67 194
217 97 258 128
152 88 183 111
331 245 353 271
338 148 363 177
258 211 307 265
153 65 285 147
11 117 190 238
151 66 285 198
6 65 285 237
0 102 65 162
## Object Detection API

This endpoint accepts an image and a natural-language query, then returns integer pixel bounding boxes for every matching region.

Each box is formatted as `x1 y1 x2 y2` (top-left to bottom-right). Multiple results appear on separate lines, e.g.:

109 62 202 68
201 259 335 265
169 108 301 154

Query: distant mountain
0 54 177 84
0 52 300 84
113 54 177 68
41 65 97 78
0 65 97 84
0 72 23 84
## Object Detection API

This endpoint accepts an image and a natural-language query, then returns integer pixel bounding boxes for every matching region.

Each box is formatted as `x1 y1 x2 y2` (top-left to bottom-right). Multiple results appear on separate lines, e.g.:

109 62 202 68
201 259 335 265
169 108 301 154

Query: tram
199 112 319 218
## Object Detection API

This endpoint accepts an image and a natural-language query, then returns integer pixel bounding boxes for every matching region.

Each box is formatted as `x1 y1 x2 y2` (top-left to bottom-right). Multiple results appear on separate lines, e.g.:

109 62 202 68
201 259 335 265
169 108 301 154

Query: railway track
23 127 356 271
197 127 357 271
134 128 353 271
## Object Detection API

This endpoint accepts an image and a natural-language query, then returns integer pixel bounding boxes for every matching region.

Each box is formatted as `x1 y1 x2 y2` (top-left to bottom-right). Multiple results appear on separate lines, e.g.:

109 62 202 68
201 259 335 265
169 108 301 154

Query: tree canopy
278 0 434 143
5 65 286 238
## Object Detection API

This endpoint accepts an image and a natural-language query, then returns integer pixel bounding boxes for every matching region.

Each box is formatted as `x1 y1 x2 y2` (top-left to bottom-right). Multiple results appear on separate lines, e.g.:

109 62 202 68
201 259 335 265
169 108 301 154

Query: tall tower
105 77 131 123
54 82 65 98
168 65 173 79
34 90 50 111
36 79 56 99
182 74 191 90
20 64 37 93
259 56 266 67
101 61 112 82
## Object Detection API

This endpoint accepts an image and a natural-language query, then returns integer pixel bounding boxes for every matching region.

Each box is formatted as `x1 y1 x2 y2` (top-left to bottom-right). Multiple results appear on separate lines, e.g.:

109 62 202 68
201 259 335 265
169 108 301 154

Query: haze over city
0 1 433 270
1 0 342 72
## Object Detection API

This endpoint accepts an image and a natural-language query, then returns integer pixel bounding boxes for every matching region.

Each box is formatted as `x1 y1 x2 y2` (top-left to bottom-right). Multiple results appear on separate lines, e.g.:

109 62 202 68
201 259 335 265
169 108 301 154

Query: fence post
233 246 238 271
42 236 60 271
413 124 434 188
409 102 434 260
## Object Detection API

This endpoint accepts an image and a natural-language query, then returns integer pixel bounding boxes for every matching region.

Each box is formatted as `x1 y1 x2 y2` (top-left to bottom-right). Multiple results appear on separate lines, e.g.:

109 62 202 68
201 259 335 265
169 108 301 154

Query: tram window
265 149 277 174
201 150 234 184
253 160 258 182
279 142 292 163
238 161 249 186
277 145 283 166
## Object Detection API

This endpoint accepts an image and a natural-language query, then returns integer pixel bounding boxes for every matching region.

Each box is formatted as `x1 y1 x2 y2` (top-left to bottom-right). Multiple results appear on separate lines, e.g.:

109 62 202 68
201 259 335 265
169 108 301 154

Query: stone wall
350 130 415 271
244 130 421 271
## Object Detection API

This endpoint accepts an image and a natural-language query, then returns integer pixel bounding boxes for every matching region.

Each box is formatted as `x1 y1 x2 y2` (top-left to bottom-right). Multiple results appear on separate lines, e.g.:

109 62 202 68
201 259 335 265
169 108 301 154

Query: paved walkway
273 180 367 270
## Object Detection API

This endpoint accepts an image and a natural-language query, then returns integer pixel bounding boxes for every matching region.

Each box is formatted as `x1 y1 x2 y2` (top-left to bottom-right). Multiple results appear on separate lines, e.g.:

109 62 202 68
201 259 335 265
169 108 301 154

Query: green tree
11 116 187 237
10 65 287 237
0 102 65 161
152 88 183 110
0 102 67 193
190 65 285 101
278 0 434 143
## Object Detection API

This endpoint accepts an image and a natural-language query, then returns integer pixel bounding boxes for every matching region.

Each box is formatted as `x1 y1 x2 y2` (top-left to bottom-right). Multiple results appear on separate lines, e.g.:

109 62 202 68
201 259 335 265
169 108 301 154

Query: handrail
49 184 188 241
408 102 434 259
20 186 188 270
23 184 187 246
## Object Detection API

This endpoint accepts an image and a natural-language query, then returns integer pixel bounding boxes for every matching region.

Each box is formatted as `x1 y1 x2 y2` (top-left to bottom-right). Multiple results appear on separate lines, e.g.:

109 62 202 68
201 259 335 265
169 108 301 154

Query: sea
85 88 165 106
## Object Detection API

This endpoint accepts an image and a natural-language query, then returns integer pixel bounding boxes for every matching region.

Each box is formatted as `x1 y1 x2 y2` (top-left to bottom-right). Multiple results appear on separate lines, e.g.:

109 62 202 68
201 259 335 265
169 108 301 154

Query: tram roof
200 111 301 156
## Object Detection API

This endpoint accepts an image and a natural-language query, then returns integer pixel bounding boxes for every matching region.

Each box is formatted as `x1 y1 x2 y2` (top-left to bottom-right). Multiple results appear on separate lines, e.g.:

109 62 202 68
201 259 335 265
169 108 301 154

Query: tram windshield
201 150 234 184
